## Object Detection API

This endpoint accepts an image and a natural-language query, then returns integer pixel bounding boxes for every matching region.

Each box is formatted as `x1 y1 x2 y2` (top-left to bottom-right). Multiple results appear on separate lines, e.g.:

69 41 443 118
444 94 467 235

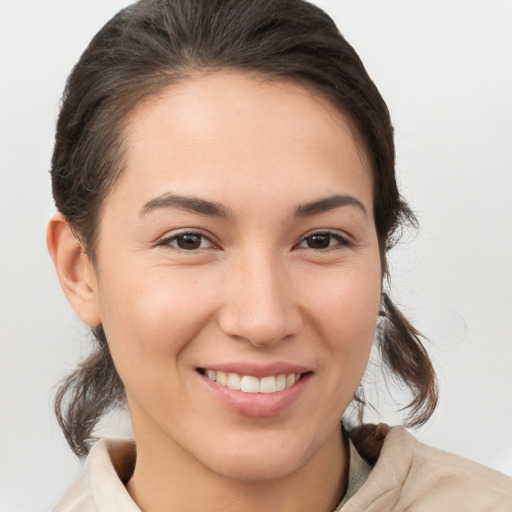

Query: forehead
111 71 373 216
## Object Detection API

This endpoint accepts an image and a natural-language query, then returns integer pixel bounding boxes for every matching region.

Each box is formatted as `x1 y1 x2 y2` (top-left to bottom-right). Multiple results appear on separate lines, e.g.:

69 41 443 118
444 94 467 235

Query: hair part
51 0 437 457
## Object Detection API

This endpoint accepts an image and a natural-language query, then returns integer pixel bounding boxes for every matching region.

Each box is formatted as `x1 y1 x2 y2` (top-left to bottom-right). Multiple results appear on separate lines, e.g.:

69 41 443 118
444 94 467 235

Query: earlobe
47 212 101 327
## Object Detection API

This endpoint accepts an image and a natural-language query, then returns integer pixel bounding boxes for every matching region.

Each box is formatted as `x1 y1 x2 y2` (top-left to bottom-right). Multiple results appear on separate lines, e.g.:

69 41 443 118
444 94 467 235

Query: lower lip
200 373 311 418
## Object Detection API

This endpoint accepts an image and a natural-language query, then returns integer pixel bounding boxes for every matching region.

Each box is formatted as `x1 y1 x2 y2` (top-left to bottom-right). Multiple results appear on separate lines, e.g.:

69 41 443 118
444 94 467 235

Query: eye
298 231 350 250
159 232 215 251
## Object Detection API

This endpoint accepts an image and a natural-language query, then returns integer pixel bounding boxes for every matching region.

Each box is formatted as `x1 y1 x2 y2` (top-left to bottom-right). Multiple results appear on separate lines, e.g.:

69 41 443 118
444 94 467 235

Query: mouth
197 366 312 417
198 369 305 394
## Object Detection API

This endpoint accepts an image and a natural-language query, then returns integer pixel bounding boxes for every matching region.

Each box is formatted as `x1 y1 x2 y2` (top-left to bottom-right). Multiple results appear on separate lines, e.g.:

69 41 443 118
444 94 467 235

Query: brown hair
51 0 437 458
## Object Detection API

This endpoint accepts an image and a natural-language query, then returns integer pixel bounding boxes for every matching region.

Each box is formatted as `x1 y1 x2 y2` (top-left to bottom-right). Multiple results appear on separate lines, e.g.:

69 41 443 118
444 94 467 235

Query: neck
126 422 348 512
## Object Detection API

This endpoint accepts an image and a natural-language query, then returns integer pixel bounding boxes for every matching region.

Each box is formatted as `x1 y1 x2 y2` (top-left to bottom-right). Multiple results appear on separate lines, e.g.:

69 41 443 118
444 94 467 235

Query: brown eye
306 234 332 249
161 232 214 251
298 232 350 250
175 234 203 250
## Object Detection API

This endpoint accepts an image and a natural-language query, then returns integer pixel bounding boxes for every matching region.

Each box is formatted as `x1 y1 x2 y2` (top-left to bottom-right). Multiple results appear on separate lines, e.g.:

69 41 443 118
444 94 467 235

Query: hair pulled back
51 0 437 457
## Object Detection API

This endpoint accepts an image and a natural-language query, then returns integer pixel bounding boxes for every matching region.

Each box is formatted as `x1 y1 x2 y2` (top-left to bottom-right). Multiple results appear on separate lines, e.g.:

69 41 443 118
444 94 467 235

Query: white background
1 1 511 510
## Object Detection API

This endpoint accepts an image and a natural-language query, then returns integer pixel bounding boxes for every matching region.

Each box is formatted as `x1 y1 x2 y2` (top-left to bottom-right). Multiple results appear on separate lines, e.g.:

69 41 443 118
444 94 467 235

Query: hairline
86 67 378 267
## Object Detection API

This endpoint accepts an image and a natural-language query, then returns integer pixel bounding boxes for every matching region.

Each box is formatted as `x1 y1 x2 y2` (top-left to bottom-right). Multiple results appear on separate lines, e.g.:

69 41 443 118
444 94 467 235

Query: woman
46 0 512 510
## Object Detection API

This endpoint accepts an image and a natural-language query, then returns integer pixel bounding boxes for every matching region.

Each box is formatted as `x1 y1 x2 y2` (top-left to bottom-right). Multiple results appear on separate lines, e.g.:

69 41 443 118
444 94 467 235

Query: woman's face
90 72 382 481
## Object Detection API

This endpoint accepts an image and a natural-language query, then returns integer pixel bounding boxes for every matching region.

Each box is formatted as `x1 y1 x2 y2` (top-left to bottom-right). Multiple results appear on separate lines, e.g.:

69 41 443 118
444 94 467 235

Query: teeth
226 373 241 390
259 376 276 393
276 374 287 391
240 375 259 393
204 370 302 393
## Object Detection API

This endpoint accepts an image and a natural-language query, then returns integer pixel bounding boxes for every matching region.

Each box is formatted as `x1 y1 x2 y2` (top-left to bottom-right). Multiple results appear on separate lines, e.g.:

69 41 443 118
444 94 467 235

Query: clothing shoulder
52 438 139 512
345 423 512 512
51 474 95 512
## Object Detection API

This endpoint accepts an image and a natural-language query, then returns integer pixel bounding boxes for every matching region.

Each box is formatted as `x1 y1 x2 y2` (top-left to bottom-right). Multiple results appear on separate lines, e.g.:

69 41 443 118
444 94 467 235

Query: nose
218 252 303 347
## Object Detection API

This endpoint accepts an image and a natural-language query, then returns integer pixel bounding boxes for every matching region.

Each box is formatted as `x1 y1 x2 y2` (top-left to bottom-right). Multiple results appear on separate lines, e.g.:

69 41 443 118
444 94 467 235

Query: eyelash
156 230 352 252
156 231 216 252
297 231 352 251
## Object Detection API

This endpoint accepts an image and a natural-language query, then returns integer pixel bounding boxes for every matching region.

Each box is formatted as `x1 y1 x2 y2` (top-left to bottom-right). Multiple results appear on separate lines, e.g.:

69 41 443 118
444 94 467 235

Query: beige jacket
53 425 512 511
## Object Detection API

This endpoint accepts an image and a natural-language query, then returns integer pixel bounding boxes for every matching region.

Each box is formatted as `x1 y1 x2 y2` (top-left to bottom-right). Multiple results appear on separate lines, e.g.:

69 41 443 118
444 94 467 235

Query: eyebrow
293 194 367 217
140 192 367 219
140 193 235 219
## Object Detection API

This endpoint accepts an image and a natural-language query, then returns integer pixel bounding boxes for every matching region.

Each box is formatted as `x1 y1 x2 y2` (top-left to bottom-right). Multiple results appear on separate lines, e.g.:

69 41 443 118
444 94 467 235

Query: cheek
96 268 216 379
309 262 381 325
304 263 381 370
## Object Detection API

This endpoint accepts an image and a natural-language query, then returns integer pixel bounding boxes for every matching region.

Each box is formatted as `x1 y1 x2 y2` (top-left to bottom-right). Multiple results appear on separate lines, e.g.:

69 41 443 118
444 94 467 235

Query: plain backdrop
1 1 511 510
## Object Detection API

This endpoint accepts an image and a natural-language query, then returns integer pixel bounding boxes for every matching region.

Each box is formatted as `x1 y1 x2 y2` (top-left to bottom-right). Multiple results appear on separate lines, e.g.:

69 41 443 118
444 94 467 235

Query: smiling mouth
198 369 307 394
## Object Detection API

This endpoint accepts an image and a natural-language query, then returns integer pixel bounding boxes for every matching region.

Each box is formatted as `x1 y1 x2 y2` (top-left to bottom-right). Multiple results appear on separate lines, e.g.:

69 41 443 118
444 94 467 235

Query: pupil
307 234 330 249
177 234 201 250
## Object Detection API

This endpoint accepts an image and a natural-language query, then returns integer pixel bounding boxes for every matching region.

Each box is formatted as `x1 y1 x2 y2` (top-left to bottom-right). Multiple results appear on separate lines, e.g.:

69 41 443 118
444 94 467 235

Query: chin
194 429 319 483
210 449 307 483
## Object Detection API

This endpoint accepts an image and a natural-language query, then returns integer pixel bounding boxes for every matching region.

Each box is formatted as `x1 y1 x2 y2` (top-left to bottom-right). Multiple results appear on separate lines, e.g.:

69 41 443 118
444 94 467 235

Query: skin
48 72 382 512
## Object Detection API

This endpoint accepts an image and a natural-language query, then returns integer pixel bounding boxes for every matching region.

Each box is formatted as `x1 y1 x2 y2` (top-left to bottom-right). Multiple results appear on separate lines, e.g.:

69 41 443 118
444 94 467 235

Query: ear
47 212 101 327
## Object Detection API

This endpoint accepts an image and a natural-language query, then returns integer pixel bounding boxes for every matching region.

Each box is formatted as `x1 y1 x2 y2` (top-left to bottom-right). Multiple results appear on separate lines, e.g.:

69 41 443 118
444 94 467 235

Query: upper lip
197 362 311 378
